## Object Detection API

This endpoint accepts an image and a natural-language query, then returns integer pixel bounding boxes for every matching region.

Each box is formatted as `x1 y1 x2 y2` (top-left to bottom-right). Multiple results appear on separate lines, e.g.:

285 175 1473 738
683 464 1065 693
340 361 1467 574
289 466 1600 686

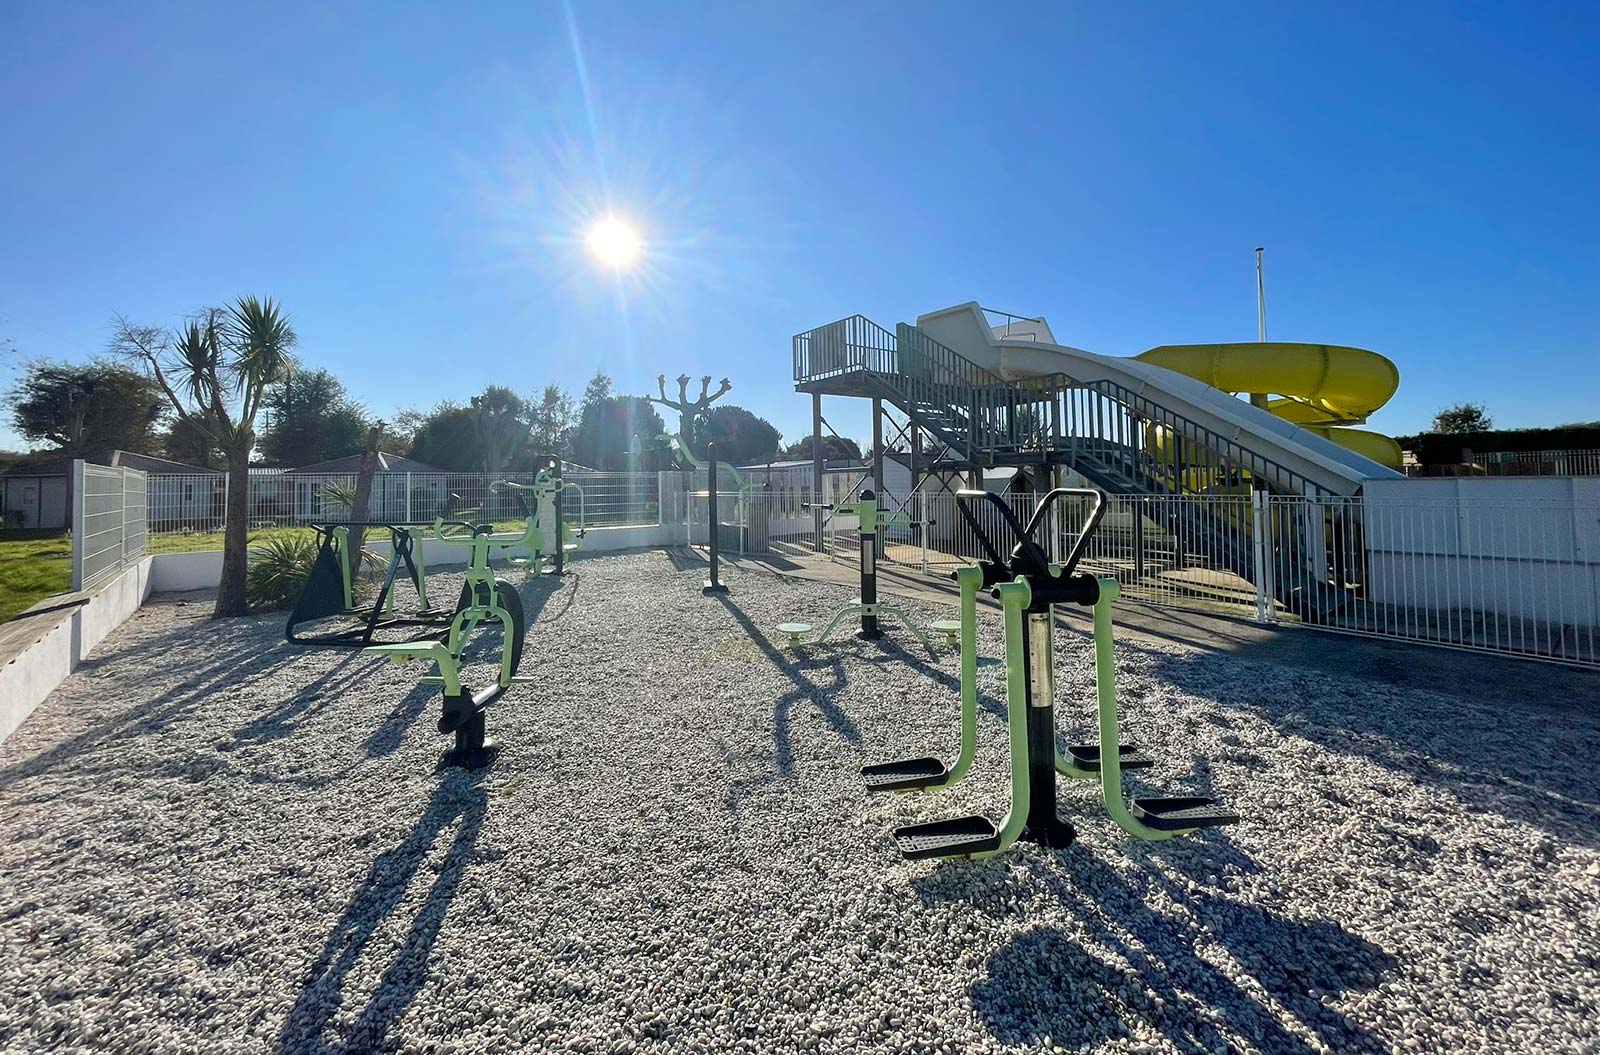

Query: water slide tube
1135 344 1403 470
916 303 1402 496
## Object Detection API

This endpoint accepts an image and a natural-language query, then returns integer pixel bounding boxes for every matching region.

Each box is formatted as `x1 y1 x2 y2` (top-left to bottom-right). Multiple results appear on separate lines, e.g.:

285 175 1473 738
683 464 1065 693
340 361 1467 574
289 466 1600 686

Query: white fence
788 488 1600 669
148 470 674 551
128 463 1600 667
72 460 148 591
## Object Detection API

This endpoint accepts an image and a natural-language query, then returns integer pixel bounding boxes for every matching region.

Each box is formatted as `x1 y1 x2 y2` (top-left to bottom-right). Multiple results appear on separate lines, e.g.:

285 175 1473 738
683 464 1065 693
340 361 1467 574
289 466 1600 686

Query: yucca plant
246 533 320 610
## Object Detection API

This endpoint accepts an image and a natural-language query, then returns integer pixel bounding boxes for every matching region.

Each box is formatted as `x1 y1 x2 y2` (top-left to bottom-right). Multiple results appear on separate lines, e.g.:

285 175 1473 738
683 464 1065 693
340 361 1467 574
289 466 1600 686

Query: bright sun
585 216 642 269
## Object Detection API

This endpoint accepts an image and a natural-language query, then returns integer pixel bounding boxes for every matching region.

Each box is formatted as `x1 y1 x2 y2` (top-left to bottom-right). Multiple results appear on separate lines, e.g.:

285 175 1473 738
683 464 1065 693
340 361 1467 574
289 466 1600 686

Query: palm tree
114 295 297 615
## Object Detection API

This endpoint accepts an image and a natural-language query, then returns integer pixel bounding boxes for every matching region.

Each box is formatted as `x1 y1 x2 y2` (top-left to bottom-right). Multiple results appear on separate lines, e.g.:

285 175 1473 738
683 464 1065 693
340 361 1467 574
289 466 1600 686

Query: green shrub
246 533 320 610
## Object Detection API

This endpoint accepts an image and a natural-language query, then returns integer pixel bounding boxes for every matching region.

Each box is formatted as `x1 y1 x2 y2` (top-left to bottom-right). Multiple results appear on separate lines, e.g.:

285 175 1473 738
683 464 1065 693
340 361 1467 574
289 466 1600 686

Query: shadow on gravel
1136 646 1600 847
931 852 1396 1055
520 572 575 624
232 650 386 745
278 775 488 1054
0 623 303 789
710 594 859 779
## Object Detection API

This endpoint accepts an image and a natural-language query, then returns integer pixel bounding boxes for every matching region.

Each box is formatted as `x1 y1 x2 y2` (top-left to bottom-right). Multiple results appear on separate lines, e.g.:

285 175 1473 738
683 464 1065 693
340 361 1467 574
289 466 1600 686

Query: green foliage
1431 402 1493 434
258 368 370 467
781 435 863 462
528 384 576 457
161 416 224 468
691 404 781 465
8 358 167 455
571 389 666 471
469 386 529 474
245 532 320 610
407 400 487 471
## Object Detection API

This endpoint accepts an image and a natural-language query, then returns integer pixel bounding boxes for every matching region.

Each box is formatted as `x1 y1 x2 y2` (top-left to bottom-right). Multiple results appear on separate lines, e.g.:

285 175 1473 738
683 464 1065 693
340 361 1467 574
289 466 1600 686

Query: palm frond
227 295 298 390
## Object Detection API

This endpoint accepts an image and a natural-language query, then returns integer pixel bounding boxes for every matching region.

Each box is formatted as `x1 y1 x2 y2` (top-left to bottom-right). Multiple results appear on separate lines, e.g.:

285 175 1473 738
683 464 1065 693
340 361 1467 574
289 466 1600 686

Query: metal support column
703 443 729 594
811 392 825 554
871 397 885 559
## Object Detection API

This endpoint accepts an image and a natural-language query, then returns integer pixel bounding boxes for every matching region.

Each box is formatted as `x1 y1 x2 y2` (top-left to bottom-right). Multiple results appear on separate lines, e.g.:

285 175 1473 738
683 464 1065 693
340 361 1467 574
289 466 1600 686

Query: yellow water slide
1135 342 1403 469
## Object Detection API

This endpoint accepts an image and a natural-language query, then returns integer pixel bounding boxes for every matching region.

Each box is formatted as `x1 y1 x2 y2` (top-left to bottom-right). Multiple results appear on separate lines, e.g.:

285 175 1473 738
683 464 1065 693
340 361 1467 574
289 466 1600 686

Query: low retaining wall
0 556 154 745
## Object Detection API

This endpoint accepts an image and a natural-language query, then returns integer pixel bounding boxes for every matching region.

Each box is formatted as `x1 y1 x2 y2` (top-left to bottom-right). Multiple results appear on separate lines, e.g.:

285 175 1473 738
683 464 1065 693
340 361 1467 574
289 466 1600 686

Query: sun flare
585 216 642 270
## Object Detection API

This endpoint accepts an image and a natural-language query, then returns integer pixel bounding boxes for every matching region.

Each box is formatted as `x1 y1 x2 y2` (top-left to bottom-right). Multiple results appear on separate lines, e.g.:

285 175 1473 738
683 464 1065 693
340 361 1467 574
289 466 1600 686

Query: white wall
0 556 154 745
1363 477 1600 623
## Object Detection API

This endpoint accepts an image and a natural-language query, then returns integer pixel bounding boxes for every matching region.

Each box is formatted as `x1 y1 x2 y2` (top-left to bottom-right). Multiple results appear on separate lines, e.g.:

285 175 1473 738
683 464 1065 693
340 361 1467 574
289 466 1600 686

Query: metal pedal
1131 796 1238 831
892 815 1002 859
1064 743 1155 773
862 756 949 792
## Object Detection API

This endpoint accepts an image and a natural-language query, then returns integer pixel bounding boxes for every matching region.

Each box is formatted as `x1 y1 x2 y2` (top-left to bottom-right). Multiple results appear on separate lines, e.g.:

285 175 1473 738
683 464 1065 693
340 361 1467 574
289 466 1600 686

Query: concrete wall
1363 477 1600 623
0 556 154 745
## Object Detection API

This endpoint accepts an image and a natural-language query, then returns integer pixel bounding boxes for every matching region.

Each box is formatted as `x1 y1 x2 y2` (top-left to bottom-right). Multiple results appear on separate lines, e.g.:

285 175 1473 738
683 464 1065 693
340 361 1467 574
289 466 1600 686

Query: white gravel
1 548 1597 1055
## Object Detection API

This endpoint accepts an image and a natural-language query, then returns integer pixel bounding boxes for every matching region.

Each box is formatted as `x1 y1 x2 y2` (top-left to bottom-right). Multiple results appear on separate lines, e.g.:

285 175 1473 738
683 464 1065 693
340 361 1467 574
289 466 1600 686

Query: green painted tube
333 526 354 610
1092 578 1185 841
938 563 983 788
974 576 1034 859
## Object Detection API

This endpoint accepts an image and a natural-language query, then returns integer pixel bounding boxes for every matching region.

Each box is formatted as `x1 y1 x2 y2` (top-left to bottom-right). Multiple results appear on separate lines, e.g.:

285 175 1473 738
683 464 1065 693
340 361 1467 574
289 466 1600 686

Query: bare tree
113 296 297 615
645 373 732 452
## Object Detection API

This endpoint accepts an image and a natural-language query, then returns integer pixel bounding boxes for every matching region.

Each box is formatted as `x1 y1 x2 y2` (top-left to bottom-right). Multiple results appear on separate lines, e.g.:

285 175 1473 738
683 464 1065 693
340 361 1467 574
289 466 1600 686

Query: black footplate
862 756 949 792
1065 743 1155 772
1131 796 1238 831
893 815 1002 859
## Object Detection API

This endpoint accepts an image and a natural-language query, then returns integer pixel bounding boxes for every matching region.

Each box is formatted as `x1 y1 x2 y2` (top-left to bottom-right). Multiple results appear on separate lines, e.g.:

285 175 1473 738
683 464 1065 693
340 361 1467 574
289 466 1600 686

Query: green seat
930 619 962 645
777 622 811 646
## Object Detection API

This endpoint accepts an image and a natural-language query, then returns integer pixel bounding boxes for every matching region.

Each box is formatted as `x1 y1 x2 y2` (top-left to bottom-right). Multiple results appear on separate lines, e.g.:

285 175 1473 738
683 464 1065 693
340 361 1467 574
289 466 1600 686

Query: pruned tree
645 373 732 452
113 296 297 616
469 386 529 476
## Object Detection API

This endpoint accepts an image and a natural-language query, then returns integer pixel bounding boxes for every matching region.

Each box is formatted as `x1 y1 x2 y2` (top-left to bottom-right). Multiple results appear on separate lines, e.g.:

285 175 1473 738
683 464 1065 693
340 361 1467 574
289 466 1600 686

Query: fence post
223 472 230 537
405 472 413 522
118 468 128 570
71 459 86 591
920 492 929 574
1250 487 1274 623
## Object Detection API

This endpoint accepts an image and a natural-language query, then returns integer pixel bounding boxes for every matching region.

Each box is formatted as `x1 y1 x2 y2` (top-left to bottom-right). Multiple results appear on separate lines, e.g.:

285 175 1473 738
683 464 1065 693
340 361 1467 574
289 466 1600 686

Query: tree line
6 333 862 474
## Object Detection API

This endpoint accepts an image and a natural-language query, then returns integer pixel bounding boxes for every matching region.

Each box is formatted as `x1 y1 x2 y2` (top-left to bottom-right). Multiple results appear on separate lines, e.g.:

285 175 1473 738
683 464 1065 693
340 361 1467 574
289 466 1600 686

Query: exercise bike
864 487 1237 860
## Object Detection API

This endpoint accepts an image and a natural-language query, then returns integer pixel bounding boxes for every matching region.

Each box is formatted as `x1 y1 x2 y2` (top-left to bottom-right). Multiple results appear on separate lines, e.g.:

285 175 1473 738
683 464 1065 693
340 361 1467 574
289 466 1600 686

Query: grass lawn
0 531 72 622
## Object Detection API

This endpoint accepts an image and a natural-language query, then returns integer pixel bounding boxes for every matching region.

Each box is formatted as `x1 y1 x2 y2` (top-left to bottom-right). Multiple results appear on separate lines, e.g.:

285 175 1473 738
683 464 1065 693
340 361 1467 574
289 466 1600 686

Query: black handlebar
954 486 1107 581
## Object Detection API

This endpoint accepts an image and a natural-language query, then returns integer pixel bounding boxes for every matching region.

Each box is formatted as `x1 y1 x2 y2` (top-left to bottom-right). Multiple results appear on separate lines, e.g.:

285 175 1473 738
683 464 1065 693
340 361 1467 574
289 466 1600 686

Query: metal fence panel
72 461 149 591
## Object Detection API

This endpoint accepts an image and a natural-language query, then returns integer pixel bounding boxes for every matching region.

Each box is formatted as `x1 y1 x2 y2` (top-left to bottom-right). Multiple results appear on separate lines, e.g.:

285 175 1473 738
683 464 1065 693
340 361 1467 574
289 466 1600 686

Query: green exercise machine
362 492 537 769
499 459 586 577
865 487 1237 859
286 520 451 647
784 489 934 649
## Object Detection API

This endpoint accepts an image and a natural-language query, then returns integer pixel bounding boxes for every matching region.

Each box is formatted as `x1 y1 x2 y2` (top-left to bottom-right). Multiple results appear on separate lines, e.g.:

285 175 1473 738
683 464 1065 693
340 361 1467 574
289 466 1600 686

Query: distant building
1 450 221 531
276 452 450 522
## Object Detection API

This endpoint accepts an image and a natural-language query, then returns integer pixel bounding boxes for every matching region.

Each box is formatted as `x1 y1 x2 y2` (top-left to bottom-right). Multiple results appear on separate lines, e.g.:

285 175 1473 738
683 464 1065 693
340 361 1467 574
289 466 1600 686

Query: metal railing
793 314 1330 499
807 490 1600 668
1415 449 1600 477
72 460 148 591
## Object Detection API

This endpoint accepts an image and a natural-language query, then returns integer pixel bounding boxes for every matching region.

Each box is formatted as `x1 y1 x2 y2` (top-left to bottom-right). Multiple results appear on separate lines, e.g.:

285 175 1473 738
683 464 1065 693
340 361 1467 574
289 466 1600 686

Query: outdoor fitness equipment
362 496 534 768
498 459 586 577
285 521 451 647
869 487 1237 860
800 490 933 649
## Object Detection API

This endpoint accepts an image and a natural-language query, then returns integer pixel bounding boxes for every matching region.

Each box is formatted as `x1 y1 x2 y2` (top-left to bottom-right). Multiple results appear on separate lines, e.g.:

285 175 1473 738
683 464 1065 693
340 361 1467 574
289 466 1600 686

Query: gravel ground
1 548 1597 1055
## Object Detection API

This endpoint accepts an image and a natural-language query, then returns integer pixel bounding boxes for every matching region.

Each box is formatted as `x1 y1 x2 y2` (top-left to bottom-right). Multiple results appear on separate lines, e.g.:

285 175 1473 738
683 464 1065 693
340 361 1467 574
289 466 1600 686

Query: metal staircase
794 315 1335 612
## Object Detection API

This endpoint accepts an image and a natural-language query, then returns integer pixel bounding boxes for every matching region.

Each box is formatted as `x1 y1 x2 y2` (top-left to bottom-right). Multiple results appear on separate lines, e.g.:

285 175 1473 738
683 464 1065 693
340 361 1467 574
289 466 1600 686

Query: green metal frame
331 523 432 615
364 503 534 698
969 576 1036 859
497 465 586 573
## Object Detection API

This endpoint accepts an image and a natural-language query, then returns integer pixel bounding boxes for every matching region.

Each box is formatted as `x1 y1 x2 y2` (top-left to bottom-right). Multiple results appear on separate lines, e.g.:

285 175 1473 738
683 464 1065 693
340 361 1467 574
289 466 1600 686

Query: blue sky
3 2 1597 454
